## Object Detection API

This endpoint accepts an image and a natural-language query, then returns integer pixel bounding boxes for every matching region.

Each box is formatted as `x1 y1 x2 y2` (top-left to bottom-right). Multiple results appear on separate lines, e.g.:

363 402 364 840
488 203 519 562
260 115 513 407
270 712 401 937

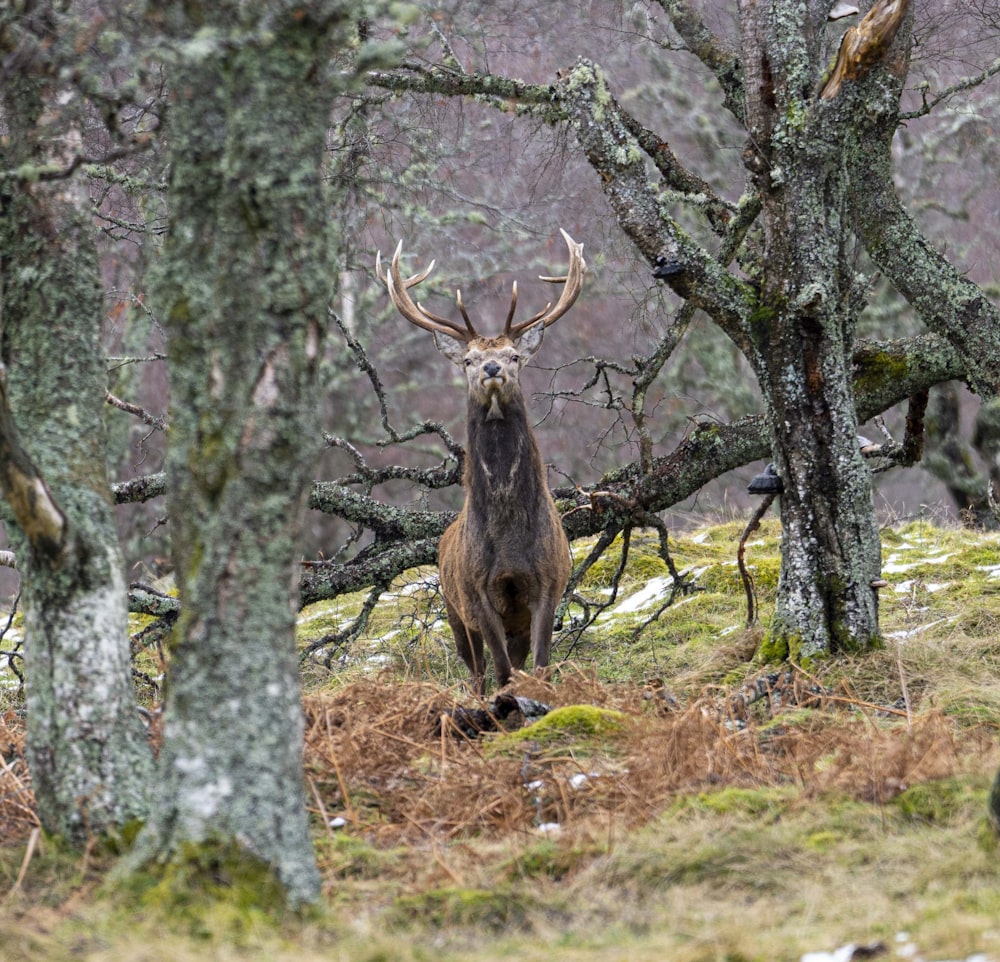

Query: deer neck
465 393 545 521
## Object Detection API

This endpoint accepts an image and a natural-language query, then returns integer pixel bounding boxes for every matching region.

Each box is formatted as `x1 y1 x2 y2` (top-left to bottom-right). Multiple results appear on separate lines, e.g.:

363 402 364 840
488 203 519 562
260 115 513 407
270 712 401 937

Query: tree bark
370 0 964 660
734 0 893 658
0 30 154 837
128 2 356 906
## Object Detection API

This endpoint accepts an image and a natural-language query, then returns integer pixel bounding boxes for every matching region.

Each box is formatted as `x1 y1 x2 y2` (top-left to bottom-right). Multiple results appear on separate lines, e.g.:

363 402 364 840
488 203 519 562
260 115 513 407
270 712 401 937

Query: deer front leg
528 592 560 677
445 599 487 695
480 611 514 690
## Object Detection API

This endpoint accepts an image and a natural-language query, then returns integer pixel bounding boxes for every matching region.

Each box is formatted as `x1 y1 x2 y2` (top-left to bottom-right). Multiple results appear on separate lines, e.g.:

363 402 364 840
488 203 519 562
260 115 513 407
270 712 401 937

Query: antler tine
507 229 586 338
454 290 478 337
501 281 519 336
376 240 477 342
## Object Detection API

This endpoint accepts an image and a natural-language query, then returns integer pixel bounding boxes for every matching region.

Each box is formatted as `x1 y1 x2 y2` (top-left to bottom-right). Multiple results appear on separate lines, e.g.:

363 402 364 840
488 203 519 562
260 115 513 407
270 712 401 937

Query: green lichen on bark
0 36 154 838
128 1 360 907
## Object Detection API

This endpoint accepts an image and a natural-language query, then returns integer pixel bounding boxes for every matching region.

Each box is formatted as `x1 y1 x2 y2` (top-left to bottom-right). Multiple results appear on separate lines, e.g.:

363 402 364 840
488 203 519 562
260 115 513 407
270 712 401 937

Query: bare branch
652 0 745 121
902 56 1000 119
105 391 168 432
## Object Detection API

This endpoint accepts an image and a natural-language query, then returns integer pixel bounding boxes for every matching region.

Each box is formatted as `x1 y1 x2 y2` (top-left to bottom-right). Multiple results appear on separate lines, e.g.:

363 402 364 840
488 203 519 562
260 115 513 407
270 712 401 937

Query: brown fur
437 333 570 692
376 232 584 692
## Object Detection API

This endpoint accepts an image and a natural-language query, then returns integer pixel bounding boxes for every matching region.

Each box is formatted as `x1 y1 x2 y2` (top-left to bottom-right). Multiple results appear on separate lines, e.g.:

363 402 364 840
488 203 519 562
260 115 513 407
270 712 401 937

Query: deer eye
510 354 520 364
464 358 473 367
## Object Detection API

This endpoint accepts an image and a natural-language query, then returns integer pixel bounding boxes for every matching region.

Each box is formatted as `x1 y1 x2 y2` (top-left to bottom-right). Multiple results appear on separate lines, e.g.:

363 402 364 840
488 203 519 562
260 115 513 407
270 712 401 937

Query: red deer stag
377 230 585 693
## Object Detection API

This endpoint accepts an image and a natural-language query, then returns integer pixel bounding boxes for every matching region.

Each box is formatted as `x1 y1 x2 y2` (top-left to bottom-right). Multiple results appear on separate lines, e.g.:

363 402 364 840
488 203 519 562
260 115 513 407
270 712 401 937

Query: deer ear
515 323 544 360
434 333 468 366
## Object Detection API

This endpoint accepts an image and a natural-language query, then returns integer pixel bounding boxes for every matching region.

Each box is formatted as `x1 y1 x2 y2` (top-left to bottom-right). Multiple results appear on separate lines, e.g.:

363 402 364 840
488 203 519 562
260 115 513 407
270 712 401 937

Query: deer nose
483 361 502 378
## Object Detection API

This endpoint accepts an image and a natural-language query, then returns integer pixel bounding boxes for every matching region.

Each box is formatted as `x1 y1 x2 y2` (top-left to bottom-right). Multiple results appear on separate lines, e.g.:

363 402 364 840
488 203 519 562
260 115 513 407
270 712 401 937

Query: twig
6 827 41 901
104 391 167 432
738 493 777 626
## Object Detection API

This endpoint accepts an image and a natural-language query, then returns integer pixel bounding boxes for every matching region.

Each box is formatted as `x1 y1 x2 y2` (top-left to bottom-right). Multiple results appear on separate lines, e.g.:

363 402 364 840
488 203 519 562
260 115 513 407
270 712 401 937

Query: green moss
804 830 842 852
391 886 530 931
114 837 293 936
852 349 912 399
500 838 606 882
691 786 792 817
893 778 984 825
576 534 668 590
487 705 626 753
314 834 403 881
756 631 790 663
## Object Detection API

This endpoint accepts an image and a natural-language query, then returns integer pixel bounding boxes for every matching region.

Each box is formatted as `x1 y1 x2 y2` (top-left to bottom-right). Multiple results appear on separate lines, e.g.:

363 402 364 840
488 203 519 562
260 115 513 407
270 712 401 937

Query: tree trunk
0 64 153 836
128 3 354 906
735 0 895 658
365 0 1000 659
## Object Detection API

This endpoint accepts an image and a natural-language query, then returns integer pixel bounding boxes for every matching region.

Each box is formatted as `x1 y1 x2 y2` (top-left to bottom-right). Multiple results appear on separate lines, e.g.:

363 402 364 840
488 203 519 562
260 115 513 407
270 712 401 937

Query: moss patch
487 704 626 753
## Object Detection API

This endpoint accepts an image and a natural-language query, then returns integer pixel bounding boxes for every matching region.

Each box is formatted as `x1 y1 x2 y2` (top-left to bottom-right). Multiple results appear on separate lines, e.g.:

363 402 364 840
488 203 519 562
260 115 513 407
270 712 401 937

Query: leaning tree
316 0 1000 662
0 0 155 839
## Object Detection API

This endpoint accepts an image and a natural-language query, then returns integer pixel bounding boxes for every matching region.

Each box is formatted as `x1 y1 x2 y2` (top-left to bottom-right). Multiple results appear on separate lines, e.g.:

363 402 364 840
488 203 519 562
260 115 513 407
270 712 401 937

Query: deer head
376 230 585 420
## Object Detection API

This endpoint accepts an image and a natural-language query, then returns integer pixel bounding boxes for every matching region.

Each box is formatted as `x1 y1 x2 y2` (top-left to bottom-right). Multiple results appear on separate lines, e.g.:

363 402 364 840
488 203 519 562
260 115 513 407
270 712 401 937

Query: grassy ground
1 516 999 961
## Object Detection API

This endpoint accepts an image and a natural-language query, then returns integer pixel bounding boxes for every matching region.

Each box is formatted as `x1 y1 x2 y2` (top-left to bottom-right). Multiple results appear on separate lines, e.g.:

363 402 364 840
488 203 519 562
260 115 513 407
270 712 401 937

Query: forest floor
1 515 999 961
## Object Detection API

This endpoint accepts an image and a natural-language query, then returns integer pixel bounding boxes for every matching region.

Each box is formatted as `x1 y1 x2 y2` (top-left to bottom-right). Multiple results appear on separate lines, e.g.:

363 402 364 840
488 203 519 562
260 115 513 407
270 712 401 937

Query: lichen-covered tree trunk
735 0 897 658
129 3 354 905
0 60 153 836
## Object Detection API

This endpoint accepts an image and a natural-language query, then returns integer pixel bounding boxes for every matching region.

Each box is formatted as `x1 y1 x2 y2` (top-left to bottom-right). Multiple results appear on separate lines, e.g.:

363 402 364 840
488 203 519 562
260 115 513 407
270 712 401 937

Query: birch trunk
735 0 905 658
0 61 153 836
129 2 355 905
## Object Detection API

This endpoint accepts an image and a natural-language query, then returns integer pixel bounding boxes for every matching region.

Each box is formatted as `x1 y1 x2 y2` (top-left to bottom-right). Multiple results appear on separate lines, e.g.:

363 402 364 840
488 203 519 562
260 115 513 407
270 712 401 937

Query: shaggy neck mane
464 393 546 526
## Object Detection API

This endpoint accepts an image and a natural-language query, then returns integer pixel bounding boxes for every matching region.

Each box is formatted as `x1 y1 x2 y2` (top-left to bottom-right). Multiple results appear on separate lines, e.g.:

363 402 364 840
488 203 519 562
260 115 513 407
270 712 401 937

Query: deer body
377 232 584 692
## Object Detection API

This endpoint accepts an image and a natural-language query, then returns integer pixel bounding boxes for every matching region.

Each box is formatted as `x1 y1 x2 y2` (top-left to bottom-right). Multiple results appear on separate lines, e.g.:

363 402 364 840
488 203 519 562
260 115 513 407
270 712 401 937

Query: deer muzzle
481 360 505 391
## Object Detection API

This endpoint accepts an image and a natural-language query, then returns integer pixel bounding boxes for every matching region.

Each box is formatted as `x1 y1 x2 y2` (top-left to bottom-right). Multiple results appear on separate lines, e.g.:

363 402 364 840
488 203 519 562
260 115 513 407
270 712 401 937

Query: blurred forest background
2 0 999 599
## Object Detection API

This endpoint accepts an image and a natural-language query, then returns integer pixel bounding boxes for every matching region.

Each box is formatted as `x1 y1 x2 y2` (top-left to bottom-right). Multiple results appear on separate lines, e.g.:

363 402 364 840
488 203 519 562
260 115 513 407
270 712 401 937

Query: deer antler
378 230 585 341
375 241 478 341
505 229 586 338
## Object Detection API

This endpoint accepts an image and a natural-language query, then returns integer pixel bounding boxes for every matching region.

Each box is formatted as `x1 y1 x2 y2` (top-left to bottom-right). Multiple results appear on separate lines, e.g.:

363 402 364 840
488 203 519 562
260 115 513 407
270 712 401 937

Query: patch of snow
609 576 675 615
801 944 871 962
883 552 956 574
690 531 710 544
976 563 1000 580
384 578 439 599
535 822 561 836
296 609 355 633
605 566 711 616
328 816 348 829
892 580 951 594
886 616 958 640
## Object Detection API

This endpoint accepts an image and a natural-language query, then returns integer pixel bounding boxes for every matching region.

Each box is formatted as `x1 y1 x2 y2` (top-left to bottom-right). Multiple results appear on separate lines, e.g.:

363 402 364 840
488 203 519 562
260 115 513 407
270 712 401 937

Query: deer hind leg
506 631 530 672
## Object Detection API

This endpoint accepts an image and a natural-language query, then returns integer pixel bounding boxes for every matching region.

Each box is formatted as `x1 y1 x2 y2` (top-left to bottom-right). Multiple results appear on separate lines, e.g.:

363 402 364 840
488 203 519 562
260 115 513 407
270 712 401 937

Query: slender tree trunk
129 3 354 905
0 69 153 836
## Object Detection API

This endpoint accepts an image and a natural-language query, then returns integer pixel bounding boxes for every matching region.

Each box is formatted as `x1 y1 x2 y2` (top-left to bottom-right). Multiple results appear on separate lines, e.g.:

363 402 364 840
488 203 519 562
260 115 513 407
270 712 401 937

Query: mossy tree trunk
128 2 355 905
735 1 890 659
0 15 154 837
371 0 1000 661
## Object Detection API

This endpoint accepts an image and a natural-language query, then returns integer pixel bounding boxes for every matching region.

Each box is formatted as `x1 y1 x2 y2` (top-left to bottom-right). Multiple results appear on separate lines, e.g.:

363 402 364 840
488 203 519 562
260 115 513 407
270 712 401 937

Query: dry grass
297 671 986 851
2 519 1000 961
